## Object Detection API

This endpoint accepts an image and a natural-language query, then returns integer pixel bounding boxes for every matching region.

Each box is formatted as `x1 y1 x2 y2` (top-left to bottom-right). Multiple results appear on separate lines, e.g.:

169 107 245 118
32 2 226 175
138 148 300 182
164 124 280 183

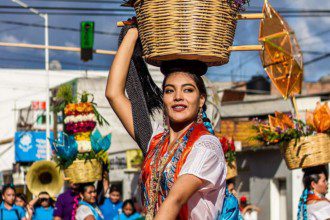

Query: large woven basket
280 134 330 170
226 160 237 180
132 0 239 67
64 159 102 183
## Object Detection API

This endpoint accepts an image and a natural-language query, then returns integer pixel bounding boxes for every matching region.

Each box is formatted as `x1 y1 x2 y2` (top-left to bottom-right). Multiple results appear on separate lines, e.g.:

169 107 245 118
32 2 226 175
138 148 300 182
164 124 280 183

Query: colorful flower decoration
50 134 78 161
91 129 112 154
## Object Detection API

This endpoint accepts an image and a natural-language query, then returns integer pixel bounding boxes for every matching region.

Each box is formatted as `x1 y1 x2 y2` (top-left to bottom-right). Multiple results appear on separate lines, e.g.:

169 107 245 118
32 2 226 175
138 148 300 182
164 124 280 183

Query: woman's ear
311 181 316 191
80 193 84 200
199 94 206 108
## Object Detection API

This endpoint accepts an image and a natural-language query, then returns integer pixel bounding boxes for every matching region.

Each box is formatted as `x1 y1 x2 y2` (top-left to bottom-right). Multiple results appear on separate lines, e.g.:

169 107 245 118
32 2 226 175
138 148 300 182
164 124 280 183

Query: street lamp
11 0 51 161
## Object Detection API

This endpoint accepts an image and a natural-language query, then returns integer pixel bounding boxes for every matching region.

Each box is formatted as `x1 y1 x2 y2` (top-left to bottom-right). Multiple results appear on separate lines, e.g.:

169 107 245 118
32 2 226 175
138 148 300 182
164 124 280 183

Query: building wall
236 148 292 220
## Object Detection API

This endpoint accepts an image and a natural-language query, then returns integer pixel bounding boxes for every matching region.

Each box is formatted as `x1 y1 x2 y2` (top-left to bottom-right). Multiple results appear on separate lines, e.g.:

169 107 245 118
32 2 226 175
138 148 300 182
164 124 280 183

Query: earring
197 108 203 124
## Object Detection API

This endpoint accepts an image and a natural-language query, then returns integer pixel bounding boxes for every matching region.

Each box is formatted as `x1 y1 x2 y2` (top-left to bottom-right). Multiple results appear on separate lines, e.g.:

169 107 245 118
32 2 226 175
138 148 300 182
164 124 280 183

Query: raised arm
105 28 138 140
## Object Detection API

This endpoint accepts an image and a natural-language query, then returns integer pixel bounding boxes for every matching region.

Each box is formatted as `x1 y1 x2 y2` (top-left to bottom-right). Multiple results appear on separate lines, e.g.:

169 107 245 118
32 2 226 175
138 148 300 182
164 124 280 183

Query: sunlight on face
123 203 134 216
3 188 15 205
163 72 205 126
313 173 328 196
81 186 97 204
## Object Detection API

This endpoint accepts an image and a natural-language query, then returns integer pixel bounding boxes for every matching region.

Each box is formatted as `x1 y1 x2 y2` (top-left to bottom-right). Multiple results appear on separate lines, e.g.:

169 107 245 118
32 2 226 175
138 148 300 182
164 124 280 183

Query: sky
0 0 329 82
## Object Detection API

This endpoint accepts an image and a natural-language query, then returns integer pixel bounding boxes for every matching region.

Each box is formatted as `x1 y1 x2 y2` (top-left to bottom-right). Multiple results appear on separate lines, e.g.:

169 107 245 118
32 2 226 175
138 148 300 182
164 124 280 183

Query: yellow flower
74 132 91 141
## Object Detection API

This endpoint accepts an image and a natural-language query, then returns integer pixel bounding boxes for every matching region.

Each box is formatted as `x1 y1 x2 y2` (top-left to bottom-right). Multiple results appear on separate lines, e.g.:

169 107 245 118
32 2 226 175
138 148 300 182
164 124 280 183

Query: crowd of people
0 180 143 220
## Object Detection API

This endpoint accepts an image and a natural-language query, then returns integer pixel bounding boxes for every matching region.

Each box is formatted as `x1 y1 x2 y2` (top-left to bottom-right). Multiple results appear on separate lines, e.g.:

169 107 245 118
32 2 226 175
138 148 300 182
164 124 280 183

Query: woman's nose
174 91 183 101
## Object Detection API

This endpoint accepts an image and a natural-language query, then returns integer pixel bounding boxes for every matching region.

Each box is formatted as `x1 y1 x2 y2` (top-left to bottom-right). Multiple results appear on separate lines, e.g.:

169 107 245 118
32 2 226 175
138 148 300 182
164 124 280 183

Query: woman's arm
154 174 204 220
105 28 139 140
84 215 96 220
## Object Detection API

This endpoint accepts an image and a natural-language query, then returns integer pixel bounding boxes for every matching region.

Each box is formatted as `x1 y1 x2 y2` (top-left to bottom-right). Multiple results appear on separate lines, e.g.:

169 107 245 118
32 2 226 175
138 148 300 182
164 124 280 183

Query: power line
0 20 119 36
0 11 329 17
27 0 122 3
0 56 109 69
304 53 330 66
0 5 133 12
0 11 133 16
299 29 330 43
1 5 329 13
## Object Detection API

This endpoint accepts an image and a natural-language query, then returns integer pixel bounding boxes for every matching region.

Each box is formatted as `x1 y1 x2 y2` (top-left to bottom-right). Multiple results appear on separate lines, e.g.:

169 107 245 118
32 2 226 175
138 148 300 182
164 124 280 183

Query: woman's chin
170 117 195 127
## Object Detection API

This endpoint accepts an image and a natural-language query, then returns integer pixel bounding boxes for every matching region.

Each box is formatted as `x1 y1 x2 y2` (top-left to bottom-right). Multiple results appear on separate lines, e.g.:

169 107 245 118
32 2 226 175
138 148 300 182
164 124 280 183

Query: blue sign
15 131 62 162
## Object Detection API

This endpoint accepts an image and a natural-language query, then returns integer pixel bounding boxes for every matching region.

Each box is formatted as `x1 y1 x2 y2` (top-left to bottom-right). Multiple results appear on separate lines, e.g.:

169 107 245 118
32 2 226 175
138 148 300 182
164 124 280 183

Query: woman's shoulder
76 205 94 219
77 204 92 213
194 134 222 153
308 199 330 208
307 200 330 218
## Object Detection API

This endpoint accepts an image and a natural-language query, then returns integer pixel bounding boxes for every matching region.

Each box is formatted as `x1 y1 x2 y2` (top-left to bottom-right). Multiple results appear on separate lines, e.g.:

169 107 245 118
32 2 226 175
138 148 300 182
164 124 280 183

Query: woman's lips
172 104 187 112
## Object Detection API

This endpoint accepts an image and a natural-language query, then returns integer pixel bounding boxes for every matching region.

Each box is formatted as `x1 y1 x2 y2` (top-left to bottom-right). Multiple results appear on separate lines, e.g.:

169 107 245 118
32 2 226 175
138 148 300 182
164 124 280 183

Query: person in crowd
0 184 26 220
28 191 54 220
113 199 142 220
227 178 238 198
239 196 260 220
76 182 104 220
106 25 226 219
54 182 80 220
15 193 32 220
297 165 330 220
99 185 123 220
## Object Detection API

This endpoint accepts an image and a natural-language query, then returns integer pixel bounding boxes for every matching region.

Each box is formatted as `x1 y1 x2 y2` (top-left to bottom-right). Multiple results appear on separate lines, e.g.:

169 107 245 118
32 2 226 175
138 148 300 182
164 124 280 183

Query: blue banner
15 131 62 162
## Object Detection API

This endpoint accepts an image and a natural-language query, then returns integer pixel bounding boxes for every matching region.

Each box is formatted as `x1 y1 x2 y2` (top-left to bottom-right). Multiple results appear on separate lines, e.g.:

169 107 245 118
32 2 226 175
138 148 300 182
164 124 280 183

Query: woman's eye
184 88 194 93
164 89 174 94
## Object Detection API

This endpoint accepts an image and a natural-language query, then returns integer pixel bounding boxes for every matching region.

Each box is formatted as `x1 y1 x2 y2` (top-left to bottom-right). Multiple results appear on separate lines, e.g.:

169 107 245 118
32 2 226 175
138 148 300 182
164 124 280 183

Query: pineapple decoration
51 87 111 184
64 94 96 153
62 92 110 154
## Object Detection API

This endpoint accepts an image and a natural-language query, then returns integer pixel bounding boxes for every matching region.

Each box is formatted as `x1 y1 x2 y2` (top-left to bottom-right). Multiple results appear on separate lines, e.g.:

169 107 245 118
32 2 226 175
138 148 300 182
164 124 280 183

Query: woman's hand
154 174 204 220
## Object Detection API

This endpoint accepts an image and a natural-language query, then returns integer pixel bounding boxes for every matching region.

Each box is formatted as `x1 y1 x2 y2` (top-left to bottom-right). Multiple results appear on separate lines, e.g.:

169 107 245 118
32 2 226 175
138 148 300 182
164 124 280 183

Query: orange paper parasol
259 1 303 99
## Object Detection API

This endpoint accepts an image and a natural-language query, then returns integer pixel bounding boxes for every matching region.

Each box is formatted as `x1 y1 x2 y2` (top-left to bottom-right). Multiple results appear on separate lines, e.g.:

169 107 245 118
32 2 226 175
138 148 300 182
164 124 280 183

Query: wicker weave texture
64 159 102 183
281 134 330 170
226 160 237 180
133 0 238 67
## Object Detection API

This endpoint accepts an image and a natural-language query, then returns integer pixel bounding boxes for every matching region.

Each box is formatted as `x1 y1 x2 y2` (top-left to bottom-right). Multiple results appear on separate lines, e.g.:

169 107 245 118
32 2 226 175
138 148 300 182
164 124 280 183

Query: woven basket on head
280 134 330 170
64 159 102 183
226 160 238 180
132 0 239 67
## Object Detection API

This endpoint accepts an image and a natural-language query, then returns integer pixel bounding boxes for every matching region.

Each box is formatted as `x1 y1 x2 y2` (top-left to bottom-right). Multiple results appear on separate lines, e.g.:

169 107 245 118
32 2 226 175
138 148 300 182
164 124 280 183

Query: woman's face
2 188 15 205
81 186 97 204
163 72 205 126
123 203 134 216
312 173 328 196
15 197 26 207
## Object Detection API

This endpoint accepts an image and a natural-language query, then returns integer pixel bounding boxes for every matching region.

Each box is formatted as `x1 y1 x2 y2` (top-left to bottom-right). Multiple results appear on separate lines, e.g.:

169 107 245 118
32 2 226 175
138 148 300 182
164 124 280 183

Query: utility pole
11 0 51 160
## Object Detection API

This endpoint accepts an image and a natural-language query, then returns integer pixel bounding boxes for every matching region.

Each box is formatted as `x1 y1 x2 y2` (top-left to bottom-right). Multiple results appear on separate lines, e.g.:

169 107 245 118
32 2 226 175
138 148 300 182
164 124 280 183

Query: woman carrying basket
297 165 330 220
106 26 226 220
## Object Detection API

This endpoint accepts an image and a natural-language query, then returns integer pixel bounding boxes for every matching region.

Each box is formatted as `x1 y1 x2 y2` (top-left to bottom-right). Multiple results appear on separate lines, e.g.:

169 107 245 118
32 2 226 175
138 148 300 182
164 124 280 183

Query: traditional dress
306 193 330 220
141 123 226 220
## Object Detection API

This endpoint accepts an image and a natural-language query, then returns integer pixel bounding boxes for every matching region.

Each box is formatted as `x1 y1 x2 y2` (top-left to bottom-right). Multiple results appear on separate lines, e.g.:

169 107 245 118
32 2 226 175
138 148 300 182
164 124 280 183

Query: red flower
230 139 235 152
220 137 229 154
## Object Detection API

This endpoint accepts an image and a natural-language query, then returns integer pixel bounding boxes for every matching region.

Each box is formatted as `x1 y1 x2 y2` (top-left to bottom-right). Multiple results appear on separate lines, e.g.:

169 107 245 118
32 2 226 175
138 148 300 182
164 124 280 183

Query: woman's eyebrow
164 84 175 88
182 83 197 88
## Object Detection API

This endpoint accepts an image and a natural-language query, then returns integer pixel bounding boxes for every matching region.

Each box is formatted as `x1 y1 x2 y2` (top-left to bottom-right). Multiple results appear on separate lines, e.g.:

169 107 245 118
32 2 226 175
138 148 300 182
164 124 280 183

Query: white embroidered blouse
148 124 227 220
